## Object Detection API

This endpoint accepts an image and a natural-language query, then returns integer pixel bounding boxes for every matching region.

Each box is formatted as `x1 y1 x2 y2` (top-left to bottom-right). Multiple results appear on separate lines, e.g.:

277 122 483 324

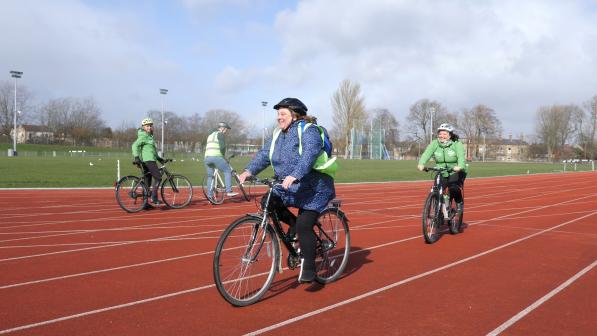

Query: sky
2 0 597 138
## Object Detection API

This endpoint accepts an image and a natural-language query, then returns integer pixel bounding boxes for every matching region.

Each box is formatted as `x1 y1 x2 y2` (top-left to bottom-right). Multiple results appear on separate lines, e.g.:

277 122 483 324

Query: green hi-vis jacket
132 128 160 162
418 139 468 176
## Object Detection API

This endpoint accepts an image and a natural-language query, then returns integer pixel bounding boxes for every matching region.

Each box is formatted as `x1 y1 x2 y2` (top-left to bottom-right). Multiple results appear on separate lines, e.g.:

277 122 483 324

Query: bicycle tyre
449 198 463 234
234 173 250 202
213 216 280 306
202 175 225 205
422 192 441 244
115 176 148 213
161 174 193 209
314 208 351 284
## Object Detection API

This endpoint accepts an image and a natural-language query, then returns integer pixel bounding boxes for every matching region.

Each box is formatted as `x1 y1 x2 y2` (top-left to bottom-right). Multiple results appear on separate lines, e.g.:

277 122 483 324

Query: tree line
330 79 597 161
1 79 596 160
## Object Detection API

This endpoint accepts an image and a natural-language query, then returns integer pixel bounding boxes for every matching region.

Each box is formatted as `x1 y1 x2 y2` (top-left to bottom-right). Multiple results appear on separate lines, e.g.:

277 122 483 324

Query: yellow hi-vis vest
204 131 223 157
269 123 338 178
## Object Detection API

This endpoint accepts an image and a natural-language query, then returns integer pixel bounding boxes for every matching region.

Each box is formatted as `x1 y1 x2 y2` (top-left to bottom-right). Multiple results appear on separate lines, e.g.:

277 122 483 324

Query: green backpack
269 122 338 178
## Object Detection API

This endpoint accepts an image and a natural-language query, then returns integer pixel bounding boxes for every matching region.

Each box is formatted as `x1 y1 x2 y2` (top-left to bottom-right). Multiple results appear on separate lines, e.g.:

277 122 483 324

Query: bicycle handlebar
423 166 453 173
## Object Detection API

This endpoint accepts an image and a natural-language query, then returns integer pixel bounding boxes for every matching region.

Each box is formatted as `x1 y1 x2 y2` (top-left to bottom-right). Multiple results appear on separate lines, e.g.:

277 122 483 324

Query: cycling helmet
273 97 308 116
218 121 231 130
437 123 454 133
141 118 154 126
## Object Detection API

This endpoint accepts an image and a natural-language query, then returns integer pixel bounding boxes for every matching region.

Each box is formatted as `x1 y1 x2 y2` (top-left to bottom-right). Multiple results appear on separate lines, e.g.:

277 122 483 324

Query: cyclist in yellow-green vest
204 122 238 197
417 123 468 212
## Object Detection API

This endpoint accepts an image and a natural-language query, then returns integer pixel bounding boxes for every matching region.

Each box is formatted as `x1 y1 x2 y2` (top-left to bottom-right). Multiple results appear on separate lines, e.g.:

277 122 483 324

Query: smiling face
437 130 451 142
276 108 295 130
142 124 153 134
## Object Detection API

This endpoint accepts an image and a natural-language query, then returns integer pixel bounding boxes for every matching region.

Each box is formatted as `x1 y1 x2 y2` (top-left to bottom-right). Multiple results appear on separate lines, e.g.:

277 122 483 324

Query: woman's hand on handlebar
238 170 252 184
453 166 462 172
282 176 297 189
417 165 425 172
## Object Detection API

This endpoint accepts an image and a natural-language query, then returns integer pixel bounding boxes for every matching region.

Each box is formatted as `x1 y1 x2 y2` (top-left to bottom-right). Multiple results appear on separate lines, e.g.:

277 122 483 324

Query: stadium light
261 101 268 147
429 106 435 144
10 70 23 157
160 88 168 156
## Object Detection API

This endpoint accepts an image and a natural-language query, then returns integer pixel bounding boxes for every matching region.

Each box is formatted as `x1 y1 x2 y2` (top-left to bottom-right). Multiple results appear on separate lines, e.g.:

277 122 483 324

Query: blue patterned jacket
245 120 335 213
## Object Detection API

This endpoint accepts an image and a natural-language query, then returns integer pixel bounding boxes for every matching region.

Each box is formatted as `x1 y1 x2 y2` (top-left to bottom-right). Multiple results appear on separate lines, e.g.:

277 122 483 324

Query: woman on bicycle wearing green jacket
132 118 166 207
417 123 467 211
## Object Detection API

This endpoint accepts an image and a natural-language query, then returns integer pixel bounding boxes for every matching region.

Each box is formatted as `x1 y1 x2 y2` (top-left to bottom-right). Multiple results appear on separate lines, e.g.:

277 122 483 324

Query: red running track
0 172 595 335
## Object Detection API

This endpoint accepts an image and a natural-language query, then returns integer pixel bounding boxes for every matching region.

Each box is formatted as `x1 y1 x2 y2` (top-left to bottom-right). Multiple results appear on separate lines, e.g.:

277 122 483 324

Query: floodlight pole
261 101 268 147
160 88 168 156
429 106 435 144
10 70 23 157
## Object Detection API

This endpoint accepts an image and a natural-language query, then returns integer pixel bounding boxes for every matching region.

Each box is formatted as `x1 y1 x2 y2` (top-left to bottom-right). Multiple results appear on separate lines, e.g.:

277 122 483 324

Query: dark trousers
440 171 466 203
142 161 162 201
264 194 319 271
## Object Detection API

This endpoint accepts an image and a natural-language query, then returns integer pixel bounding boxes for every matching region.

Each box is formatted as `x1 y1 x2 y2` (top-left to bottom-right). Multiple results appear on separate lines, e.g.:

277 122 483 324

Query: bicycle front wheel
202 175 225 205
422 192 441 244
161 174 193 209
314 208 350 284
213 216 280 306
115 176 148 213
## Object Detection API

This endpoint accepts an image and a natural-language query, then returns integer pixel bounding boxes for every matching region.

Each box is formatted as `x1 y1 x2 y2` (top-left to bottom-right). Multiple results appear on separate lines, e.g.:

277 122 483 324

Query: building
495 136 529 161
10 124 55 144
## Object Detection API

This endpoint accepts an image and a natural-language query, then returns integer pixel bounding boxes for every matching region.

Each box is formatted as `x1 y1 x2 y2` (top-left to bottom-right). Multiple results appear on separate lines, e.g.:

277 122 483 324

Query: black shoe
298 260 316 283
152 200 163 205
143 203 154 210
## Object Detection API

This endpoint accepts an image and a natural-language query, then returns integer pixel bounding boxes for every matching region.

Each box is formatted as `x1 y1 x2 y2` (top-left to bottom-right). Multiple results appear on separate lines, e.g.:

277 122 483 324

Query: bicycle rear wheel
161 174 193 209
448 198 463 234
422 192 441 244
202 174 225 205
213 216 280 306
233 173 250 201
314 208 350 284
115 176 148 213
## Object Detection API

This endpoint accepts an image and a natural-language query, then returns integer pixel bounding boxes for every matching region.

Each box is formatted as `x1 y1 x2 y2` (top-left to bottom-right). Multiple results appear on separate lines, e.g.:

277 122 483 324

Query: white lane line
1 210 594 335
244 211 597 336
2 190 594 288
487 260 597 336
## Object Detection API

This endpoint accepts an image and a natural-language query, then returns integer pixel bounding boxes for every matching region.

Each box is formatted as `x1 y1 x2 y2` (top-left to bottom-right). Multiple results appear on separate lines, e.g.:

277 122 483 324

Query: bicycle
421 167 464 244
115 160 193 213
213 177 350 306
201 154 250 205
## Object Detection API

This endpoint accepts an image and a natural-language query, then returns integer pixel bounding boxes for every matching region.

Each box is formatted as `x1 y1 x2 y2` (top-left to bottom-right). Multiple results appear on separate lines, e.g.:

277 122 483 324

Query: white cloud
225 0 597 135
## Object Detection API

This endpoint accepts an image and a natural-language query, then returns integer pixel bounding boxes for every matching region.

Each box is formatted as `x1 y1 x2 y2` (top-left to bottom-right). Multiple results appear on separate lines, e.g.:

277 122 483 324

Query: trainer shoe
152 199 163 205
298 259 316 283
226 192 239 197
143 203 154 210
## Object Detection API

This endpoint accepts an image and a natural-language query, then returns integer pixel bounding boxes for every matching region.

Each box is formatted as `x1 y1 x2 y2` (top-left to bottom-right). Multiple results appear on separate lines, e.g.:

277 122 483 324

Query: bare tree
579 95 597 159
39 97 106 145
199 109 248 145
0 80 33 137
331 79 367 158
458 104 502 159
406 99 449 145
535 104 582 161
370 108 400 152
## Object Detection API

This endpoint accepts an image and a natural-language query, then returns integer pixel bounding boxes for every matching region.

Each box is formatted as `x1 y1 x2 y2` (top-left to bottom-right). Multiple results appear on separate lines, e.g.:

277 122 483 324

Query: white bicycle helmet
141 118 154 126
437 123 454 133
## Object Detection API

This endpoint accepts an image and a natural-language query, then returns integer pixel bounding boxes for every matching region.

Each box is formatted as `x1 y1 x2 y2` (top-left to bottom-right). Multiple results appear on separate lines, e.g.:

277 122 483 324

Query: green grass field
1 148 586 188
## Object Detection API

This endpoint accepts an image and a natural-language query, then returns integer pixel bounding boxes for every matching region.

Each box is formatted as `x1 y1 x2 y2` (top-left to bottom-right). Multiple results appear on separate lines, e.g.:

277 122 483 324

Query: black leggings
142 161 162 201
440 171 466 203
264 194 319 271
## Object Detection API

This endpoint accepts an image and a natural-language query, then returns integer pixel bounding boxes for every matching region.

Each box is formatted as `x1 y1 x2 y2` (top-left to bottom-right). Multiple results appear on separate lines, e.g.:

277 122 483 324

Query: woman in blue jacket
238 97 335 283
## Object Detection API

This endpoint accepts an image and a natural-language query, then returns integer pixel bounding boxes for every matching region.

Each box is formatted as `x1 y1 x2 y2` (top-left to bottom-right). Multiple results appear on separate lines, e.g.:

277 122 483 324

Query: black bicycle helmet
273 97 308 116
218 121 231 129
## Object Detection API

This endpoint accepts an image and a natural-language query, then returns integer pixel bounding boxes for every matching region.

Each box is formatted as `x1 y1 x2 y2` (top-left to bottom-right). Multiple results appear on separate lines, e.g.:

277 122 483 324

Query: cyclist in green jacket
132 118 166 207
417 123 468 211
